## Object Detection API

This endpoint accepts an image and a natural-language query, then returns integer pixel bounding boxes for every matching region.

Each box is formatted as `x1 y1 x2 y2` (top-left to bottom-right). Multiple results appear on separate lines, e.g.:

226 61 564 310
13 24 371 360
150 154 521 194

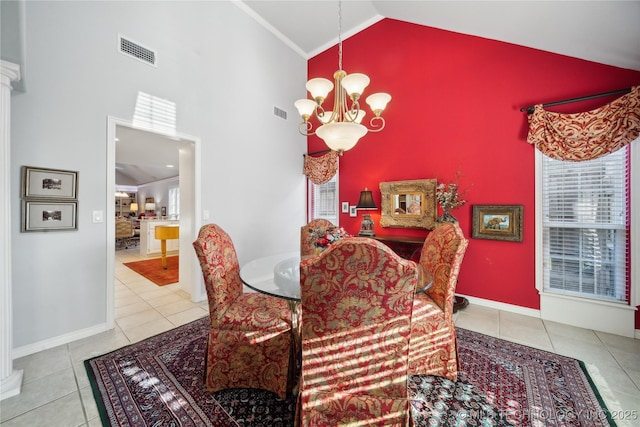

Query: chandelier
294 1 391 154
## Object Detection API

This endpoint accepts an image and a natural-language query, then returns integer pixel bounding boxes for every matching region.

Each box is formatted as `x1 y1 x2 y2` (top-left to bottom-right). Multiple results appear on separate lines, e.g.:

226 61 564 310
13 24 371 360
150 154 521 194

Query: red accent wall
306 19 640 323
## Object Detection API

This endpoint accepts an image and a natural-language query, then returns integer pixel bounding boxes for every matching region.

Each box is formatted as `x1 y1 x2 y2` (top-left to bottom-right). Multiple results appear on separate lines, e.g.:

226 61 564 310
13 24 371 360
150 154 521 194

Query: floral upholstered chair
298 237 419 426
300 218 335 256
193 224 292 399
408 222 468 380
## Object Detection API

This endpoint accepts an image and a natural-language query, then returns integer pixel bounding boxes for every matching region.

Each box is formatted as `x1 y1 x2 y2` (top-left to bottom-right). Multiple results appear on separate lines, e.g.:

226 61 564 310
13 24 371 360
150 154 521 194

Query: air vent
273 106 287 120
119 36 156 66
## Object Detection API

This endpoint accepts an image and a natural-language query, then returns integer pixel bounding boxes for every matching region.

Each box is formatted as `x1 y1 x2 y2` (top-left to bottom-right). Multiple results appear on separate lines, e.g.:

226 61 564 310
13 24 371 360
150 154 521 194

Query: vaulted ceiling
117 0 640 186
240 0 640 71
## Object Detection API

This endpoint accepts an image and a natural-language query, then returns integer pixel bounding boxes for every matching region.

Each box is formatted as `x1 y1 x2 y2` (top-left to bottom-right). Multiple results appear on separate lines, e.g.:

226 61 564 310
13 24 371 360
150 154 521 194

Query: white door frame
106 117 202 329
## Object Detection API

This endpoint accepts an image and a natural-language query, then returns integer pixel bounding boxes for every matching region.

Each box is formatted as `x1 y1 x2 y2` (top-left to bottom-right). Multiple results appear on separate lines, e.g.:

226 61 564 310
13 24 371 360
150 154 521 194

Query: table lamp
356 188 377 236
130 202 138 215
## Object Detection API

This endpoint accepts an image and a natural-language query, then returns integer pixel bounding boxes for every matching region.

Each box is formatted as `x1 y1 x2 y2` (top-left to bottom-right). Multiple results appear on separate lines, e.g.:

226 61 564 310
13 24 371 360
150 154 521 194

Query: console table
371 234 425 262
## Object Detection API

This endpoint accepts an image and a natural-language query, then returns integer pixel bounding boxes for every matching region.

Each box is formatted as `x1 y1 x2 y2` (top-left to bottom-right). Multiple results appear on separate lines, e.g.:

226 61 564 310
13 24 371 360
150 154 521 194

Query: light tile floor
1 248 639 426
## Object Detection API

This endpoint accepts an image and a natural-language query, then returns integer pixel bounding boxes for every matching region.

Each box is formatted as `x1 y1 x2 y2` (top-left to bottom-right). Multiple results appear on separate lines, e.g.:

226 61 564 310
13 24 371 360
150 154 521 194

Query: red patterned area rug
85 318 615 426
123 256 178 286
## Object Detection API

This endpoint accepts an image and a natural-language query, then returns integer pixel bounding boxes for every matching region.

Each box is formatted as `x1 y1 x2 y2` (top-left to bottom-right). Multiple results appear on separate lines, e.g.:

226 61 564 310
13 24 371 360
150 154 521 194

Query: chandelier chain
293 0 390 154
338 0 342 70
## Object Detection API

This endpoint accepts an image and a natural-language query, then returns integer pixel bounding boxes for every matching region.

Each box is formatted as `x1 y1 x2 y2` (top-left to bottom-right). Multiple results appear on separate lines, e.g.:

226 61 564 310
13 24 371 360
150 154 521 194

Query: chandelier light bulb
306 78 333 103
319 111 334 124
345 109 366 124
341 73 370 99
365 93 392 116
295 99 317 119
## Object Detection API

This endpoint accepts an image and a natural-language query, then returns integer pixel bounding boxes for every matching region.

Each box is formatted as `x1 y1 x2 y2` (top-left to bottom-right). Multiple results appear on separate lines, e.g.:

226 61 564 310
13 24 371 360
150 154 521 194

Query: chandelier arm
313 104 328 122
298 121 316 136
347 101 361 122
367 116 386 132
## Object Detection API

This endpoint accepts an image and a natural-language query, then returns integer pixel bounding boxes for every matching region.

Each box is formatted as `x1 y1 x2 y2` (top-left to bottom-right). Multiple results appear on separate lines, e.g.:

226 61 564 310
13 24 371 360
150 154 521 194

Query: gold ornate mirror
379 179 437 230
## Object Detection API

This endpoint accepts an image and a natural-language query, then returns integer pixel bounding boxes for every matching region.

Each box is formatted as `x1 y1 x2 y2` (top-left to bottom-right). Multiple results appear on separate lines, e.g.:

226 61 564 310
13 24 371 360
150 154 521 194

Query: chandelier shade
341 73 370 98
316 122 367 153
295 0 391 154
306 78 334 101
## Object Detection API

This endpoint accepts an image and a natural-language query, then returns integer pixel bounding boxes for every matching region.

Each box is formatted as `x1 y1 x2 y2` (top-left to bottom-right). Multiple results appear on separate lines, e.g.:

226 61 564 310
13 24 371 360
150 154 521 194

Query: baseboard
458 293 639 340
12 322 111 360
0 369 23 401
456 293 541 318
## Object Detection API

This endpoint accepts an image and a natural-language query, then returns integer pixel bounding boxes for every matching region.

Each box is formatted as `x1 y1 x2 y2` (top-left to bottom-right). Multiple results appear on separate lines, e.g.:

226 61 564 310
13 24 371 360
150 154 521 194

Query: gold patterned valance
303 151 338 184
527 86 640 161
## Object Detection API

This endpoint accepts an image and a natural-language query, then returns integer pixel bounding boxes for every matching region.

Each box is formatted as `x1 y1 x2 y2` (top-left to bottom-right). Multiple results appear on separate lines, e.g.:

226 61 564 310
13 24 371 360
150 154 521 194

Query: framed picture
22 166 78 200
472 205 523 242
22 201 78 232
341 201 349 213
349 206 357 217
379 179 437 230
161 206 167 216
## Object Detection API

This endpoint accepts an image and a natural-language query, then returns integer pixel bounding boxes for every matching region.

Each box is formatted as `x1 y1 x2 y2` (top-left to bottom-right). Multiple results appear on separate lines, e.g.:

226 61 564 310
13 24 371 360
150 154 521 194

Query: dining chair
298 237 419 426
408 222 469 380
300 218 335 256
115 219 134 249
193 224 293 399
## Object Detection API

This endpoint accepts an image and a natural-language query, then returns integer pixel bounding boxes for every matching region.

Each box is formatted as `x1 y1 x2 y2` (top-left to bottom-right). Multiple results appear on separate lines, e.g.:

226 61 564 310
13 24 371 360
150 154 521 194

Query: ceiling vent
119 35 156 66
273 106 287 120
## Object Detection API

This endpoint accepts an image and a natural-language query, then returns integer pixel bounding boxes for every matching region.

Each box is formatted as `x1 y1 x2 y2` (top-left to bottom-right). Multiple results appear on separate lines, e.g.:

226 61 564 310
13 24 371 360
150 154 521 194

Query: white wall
138 177 179 218
9 1 307 350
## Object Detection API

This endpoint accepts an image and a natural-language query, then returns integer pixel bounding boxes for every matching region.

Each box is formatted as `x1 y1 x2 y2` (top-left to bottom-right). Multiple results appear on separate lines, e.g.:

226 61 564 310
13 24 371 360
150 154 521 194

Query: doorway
107 117 202 329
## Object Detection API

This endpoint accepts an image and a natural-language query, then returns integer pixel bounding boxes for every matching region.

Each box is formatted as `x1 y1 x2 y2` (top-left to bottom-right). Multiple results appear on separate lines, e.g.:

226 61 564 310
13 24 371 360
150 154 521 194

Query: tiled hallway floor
1 247 639 426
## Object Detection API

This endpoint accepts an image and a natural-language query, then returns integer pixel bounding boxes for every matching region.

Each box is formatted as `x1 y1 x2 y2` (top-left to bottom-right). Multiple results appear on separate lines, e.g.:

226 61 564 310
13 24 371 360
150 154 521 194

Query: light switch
93 210 104 223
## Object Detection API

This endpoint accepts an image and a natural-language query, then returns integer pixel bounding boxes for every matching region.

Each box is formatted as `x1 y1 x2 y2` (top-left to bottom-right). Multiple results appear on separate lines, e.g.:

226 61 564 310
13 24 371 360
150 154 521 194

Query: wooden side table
370 234 425 262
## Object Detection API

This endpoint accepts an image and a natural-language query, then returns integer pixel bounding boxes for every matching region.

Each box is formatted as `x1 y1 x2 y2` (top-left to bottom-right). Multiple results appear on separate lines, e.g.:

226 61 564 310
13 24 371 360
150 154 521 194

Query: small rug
123 256 179 286
85 318 616 426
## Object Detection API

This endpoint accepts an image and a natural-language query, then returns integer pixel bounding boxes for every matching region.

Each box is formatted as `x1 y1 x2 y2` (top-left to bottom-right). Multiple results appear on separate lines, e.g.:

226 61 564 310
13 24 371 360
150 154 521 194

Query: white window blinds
309 174 338 224
541 146 629 303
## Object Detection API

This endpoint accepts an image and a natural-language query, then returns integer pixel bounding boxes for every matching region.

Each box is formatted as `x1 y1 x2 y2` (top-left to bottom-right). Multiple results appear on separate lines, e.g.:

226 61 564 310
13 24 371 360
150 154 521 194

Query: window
308 174 338 224
168 186 180 219
540 146 629 303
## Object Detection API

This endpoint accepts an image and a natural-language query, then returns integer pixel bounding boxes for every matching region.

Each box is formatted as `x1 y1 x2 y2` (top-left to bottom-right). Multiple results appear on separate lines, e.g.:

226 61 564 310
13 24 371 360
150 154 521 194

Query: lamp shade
356 189 377 210
145 203 156 211
345 110 366 124
365 93 392 115
294 99 316 118
130 203 138 212
341 73 370 97
316 122 367 153
306 77 333 101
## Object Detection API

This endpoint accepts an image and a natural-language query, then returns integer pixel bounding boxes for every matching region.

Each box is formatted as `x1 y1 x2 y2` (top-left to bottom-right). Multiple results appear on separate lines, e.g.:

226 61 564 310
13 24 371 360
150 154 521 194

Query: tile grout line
68 344 91 426
593 332 640 394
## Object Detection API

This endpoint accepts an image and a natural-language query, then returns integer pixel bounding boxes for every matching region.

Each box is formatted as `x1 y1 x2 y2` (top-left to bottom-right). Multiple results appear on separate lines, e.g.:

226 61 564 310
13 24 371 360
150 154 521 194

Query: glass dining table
239 251 434 301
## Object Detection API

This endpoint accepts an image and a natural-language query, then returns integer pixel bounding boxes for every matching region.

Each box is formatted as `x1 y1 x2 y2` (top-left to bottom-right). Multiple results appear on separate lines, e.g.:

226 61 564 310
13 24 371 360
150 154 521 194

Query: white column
0 60 23 401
